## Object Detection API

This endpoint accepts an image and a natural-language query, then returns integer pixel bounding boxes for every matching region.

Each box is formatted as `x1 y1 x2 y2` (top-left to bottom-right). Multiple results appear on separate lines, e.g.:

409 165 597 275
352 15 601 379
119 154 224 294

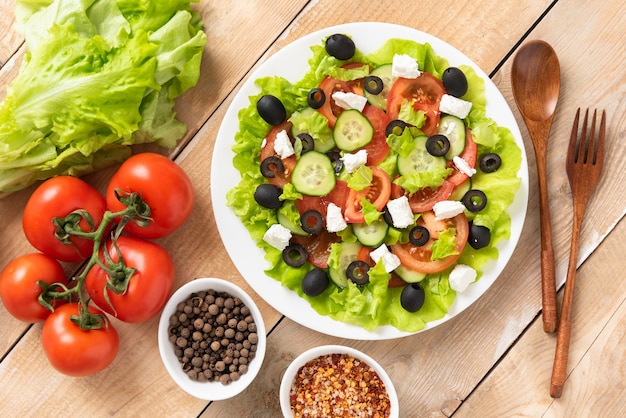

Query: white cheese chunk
433 200 465 220
391 54 420 78
326 203 348 233
453 156 477 177
331 91 368 112
273 129 294 159
341 149 368 173
439 94 473 119
370 245 401 273
262 224 292 251
449 264 477 292
386 196 414 228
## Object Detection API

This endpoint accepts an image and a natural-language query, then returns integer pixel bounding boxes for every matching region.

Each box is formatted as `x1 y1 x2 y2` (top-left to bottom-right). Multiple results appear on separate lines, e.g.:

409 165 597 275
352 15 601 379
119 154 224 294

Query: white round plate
211 22 528 340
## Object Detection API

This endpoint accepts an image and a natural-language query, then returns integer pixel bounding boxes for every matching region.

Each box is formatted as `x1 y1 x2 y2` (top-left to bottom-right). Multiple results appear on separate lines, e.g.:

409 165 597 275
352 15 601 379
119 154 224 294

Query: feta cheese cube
392 54 420 78
341 149 368 173
370 245 401 273
262 224 292 251
449 264 477 292
439 94 473 119
331 91 368 112
326 203 347 233
386 196 414 228
453 156 477 177
273 129 294 159
433 200 465 220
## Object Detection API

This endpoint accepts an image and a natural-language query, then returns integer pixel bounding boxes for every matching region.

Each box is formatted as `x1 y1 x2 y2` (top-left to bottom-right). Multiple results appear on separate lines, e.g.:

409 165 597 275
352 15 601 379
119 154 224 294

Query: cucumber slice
333 109 374 152
449 178 472 201
328 242 362 288
291 151 336 196
352 217 389 247
394 264 427 283
437 115 466 160
290 107 335 153
364 64 396 110
397 135 447 175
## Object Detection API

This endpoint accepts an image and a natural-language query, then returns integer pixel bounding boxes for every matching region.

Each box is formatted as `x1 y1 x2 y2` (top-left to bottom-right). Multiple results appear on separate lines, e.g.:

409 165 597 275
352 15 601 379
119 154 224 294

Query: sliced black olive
253 184 283 209
364 75 384 95
260 156 284 178
409 225 430 246
385 119 408 137
442 67 468 98
282 243 308 267
426 134 450 157
468 222 491 250
302 268 329 296
326 151 344 174
325 34 355 60
346 260 370 285
479 153 502 173
382 206 395 227
296 133 315 154
462 190 488 212
307 88 326 109
401 283 425 312
300 210 324 234
257 94 286 125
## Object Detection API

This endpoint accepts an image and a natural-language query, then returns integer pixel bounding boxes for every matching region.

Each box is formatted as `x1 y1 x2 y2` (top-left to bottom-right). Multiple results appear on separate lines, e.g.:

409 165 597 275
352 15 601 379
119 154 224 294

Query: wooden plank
455 218 626 416
0 0 21 67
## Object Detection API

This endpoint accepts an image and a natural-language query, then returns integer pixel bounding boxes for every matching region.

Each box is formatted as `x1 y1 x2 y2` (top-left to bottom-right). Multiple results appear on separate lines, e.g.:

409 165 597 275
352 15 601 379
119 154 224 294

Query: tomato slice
316 77 353 128
260 121 296 187
446 128 477 186
341 62 370 96
391 211 469 274
361 105 390 165
391 180 455 213
386 73 446 136
344 166 392 223
295 180 350 222
291 230 341 268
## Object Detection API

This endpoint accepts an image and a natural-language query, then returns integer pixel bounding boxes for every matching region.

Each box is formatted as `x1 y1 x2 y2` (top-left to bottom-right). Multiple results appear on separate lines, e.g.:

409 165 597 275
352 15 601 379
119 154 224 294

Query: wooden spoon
511 40 561 333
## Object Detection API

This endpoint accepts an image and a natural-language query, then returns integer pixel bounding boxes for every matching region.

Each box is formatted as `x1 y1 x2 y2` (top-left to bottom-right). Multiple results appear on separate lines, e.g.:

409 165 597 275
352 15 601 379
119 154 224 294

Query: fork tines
569 108 606 167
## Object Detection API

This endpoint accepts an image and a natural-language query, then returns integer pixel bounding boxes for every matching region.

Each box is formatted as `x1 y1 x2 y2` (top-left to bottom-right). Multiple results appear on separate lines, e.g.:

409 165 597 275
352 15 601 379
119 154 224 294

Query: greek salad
226 33 522 332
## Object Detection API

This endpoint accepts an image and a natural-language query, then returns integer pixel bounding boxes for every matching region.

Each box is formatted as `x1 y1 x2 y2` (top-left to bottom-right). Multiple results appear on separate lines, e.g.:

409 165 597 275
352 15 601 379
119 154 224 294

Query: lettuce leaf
0 0 207 194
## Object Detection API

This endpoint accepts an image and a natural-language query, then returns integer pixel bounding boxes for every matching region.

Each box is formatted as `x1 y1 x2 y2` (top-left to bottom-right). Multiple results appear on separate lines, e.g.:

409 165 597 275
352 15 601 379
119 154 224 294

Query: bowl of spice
280 345 399 417
158 277 266 400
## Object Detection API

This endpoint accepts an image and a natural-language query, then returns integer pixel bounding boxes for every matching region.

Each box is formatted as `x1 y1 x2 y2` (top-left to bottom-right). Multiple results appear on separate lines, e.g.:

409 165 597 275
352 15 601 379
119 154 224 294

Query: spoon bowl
511 40 560 333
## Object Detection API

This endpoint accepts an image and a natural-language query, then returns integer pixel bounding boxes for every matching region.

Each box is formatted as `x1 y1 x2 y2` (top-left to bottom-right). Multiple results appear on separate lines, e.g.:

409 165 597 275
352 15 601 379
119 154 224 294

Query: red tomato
295 180 350 222
446 128 477 186
316 76 353 128
341 62 370 96
0 253 68 322
106 153 194 239
391 180 455 213
85 236 174 323
291 230 341 268
41 303 119 376
22 176 107 262
391 211 469 274
386 73 446 136
344 166 392 223
260 121 296 188
361 105 390 165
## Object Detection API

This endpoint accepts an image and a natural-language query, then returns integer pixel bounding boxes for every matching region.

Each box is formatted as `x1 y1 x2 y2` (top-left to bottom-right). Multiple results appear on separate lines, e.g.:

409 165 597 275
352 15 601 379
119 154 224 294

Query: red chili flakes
290 353 391 417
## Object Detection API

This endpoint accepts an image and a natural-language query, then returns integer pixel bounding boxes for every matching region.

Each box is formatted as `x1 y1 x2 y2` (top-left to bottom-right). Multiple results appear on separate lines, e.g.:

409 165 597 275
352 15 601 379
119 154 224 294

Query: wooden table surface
1 0 625 417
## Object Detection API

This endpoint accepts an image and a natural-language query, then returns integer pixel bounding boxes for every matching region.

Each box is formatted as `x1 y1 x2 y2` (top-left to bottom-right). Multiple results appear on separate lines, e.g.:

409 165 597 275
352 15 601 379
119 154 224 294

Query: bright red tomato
291 230 341 268
260 121 296 188
446 128 477 186
0 253 68 322
106 153 194 239
316 76 353 128
361 105 390 165
391 211 468 274
85 236 174 323
386 73 446 136
391 180 455 213
344 166 392 223
41 303 119 376
295 180 350 222
22 176 107 262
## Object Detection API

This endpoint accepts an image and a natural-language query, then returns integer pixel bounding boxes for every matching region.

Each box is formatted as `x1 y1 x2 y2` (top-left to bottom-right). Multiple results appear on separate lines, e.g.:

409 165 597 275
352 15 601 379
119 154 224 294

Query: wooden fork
550 108 606 398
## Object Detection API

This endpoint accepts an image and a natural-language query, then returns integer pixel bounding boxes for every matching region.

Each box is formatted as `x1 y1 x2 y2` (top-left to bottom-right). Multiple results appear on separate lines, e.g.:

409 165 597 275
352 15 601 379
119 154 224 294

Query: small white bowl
280 345 399 417
158 277 266 400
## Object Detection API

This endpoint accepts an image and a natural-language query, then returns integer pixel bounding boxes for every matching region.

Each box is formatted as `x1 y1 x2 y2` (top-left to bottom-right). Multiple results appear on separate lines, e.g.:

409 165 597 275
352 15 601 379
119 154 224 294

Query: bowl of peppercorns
158 277 266 400
280 345 399 418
